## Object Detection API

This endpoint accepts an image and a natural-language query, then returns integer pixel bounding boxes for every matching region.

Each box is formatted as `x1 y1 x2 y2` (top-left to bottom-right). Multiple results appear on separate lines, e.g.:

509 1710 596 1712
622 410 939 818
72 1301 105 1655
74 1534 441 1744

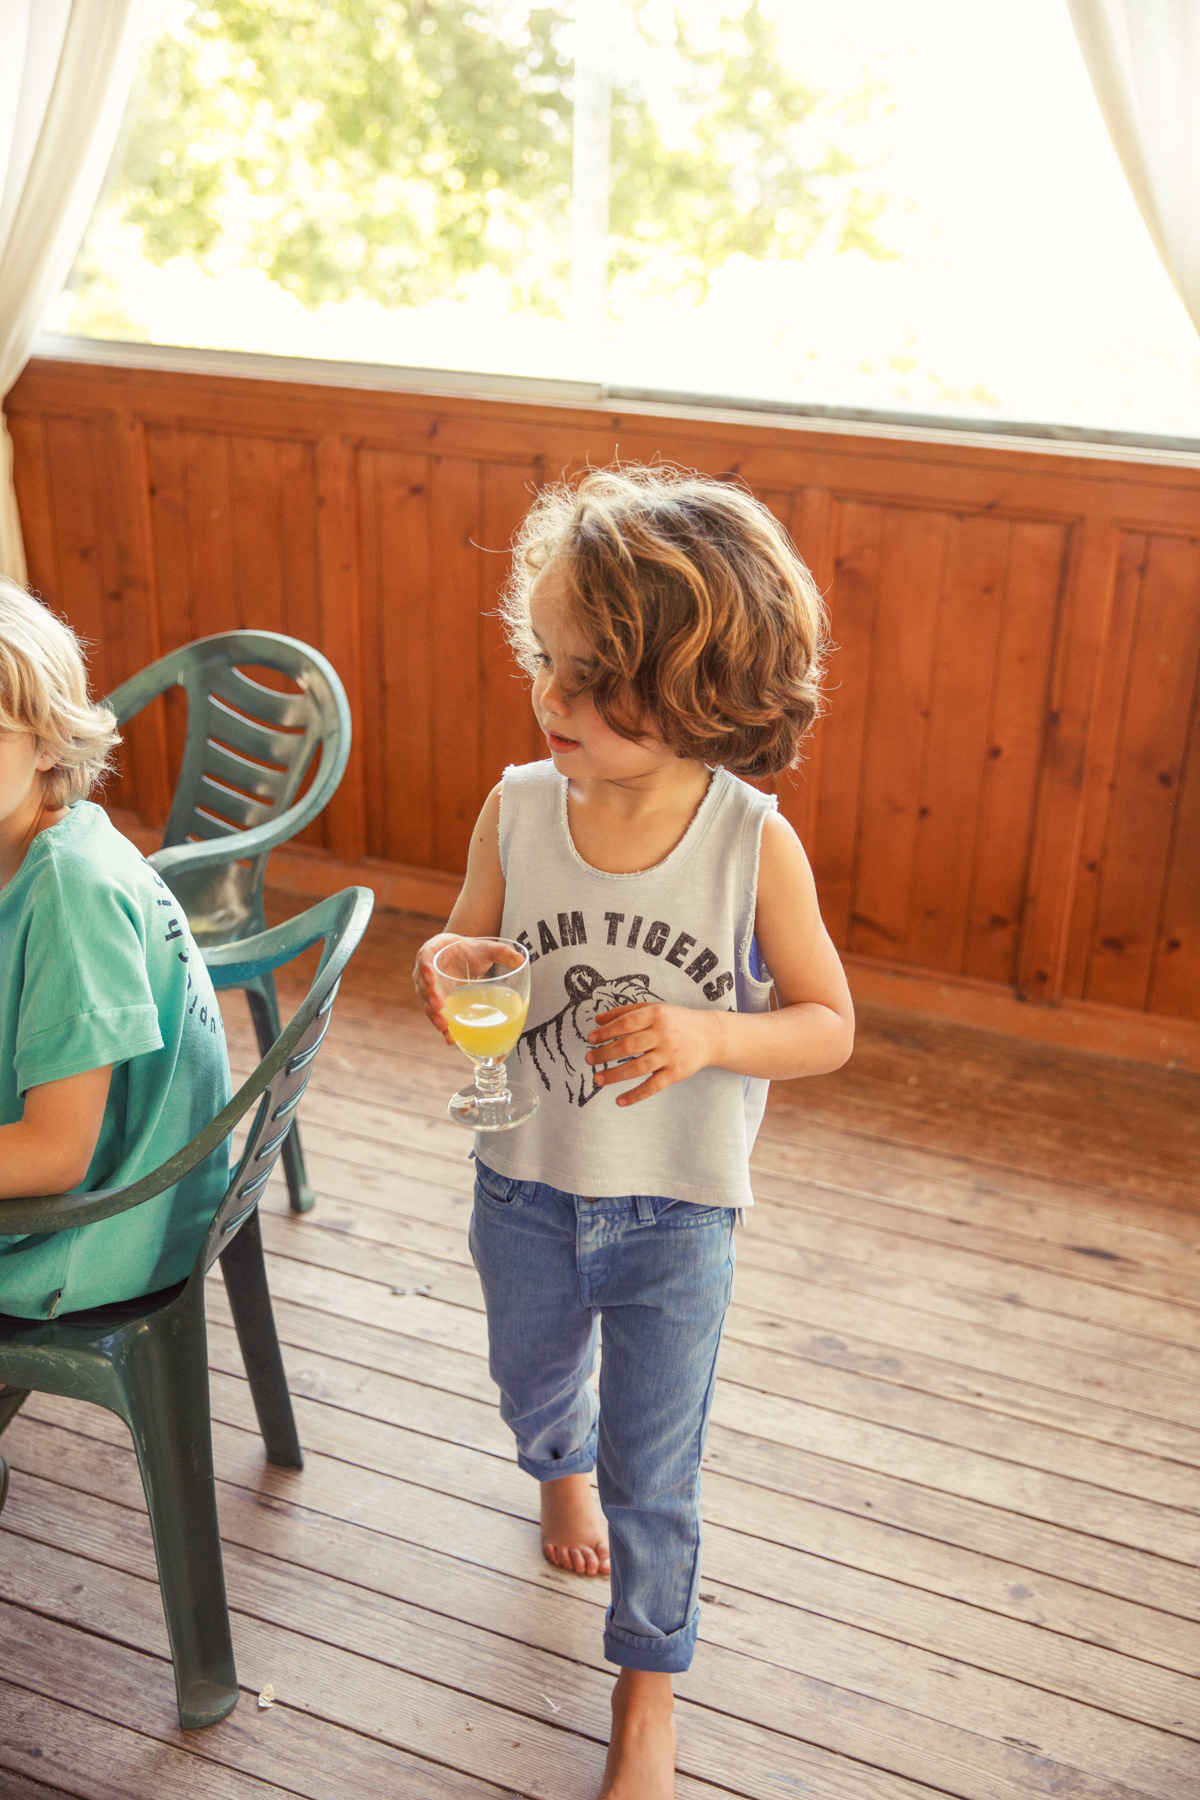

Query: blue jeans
469 1160 736 1673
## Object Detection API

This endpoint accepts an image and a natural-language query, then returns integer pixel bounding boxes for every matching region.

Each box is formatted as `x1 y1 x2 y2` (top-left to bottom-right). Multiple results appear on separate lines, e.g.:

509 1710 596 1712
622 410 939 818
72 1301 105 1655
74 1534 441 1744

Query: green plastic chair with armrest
106 631 353 1216
0 886 374 1731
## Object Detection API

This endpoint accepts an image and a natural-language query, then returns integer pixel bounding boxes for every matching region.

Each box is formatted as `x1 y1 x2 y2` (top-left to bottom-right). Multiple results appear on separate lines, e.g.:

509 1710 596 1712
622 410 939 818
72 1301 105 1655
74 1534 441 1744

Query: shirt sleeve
14 867 164 1094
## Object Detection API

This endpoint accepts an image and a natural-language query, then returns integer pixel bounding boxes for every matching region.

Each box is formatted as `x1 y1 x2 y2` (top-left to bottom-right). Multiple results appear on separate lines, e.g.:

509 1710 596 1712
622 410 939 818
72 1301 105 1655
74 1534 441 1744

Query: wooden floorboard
1 898 1198 1799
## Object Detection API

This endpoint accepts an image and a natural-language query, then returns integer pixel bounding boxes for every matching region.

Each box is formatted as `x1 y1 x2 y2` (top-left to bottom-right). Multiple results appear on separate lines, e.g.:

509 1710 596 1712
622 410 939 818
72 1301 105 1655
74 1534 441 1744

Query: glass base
447 1079 539 1132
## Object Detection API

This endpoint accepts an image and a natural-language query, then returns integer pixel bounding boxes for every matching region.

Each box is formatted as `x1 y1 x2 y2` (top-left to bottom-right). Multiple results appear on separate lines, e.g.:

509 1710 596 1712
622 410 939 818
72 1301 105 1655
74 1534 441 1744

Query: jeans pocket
655 1199 732 1229
475 1161 522 1206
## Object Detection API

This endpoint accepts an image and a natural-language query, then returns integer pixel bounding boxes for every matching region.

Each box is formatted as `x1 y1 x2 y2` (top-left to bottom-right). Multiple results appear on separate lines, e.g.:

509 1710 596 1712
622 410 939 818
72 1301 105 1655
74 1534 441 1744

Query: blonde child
0 581 230 1497
414 468 854 1798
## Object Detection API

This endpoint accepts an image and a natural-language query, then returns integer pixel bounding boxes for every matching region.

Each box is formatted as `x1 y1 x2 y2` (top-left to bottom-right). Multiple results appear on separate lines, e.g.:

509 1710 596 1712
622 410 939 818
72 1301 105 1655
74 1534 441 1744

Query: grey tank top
477 760 776 1208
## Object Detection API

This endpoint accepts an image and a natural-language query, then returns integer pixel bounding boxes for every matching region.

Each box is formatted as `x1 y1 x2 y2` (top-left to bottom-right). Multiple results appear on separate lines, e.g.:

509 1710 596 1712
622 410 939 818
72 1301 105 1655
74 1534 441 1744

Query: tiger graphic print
519 963 663 1108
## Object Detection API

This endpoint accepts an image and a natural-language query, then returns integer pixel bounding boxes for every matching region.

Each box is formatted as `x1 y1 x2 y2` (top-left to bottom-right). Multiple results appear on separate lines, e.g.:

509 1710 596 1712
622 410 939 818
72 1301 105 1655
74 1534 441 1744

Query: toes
542 1536 611 1577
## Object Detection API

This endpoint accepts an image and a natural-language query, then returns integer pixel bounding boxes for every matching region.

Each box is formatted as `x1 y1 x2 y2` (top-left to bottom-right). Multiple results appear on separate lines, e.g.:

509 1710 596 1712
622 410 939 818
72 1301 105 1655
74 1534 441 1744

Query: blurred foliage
93 0 890 315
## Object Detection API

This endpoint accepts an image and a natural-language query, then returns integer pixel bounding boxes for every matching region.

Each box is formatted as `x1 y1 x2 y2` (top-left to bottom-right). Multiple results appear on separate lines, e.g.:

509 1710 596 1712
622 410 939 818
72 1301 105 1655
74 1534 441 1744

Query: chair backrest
106 633 352 943
197 911 350 1274
0 888 374 1252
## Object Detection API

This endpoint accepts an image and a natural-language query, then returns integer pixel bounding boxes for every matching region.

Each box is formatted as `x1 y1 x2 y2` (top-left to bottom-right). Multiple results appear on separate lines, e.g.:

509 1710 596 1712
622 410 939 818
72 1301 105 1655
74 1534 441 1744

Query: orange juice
443 985 529 1059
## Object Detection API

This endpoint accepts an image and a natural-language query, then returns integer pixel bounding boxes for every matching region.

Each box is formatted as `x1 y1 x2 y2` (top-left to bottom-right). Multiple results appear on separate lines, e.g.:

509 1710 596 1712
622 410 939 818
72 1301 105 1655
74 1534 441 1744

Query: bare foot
600 1669 676 1799
539 1473 610 1576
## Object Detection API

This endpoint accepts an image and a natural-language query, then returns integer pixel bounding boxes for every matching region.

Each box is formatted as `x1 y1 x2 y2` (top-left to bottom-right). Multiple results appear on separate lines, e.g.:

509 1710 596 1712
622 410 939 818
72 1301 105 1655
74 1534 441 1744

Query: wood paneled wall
7 355 1200 1032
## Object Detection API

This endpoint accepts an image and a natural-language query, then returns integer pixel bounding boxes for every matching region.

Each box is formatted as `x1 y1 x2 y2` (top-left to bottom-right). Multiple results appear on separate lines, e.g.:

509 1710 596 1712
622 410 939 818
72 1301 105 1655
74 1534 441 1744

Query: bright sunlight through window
42 0 1200 440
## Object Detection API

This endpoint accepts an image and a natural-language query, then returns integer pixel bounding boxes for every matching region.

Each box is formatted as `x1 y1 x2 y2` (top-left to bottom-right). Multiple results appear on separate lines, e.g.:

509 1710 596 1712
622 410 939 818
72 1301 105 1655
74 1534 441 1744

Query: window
44 0 1200 439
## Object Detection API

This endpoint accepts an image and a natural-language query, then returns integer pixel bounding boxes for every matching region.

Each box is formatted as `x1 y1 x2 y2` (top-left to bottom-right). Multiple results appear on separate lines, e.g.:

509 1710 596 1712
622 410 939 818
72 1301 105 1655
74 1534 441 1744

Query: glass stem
475 1056 510 1102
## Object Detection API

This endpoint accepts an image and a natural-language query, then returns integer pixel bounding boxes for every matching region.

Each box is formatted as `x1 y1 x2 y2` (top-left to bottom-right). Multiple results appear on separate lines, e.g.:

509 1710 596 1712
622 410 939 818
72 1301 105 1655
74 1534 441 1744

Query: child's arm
588 812 854 1106
0 1065 112 1198
412 784 506 1043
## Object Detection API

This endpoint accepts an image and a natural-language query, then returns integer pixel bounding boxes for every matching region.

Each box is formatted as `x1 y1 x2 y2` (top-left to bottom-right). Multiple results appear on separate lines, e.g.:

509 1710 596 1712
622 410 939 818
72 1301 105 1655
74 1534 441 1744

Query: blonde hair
501 466 827 778
0 579 120 807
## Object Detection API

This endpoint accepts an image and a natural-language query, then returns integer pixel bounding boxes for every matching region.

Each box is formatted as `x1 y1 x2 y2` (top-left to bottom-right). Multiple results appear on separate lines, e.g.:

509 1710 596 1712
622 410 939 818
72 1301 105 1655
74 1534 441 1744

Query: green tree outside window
71 0 889 326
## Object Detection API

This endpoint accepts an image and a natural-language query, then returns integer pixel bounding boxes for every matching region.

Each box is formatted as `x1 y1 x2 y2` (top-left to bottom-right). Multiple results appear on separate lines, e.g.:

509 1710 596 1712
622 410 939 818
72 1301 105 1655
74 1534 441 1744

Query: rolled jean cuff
516 1437 597 1484
603 1608 699 1674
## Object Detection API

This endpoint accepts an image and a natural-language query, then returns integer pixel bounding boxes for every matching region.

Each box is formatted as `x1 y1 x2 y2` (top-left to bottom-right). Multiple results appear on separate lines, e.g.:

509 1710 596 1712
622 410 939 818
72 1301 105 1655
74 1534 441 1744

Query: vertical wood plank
355 446 386 863
1058 530 1147 1000
142 424 195 799
906 513 1010 972
144 425 195 652
1016 513 1117 1001
792 485 836 585
780 485 836 850
481 460 542 785
277 439 321 658
757 490 795 535
808 500 881 945
429 457 484 874
30 412 139 805
1083 531 1200 1010
8 413 60 604
363 448 434 868
229 436 284 633
274 437 324 848
315 434 367 864
1150 655 1200 1020
92 410 171 827
849 505 948 960
964 520 1070 986
181 428 238 636
42 416 106 651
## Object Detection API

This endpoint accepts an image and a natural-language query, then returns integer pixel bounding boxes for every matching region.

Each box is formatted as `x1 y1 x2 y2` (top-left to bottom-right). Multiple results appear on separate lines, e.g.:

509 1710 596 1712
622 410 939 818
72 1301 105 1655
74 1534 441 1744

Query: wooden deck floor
1 902 1198 1799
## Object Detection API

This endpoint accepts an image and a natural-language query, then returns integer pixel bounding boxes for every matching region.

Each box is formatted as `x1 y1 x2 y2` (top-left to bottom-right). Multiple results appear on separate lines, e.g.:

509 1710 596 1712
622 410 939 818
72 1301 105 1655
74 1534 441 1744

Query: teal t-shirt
0 803 232 1318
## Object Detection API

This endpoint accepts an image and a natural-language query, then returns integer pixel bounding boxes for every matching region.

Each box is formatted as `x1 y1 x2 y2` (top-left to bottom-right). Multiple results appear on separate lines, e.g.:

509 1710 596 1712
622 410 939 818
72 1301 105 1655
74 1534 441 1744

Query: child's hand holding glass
430 937 539 1132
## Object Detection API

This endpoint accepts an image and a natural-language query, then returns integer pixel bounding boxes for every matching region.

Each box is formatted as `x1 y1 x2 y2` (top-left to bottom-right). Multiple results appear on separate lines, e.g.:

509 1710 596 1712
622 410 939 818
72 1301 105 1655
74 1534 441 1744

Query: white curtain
1067 0 1200 334
0 0 147 582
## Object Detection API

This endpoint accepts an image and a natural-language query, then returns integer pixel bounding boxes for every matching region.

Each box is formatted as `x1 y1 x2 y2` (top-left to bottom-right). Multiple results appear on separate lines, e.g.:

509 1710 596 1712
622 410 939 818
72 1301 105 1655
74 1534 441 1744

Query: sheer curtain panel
0 0 147 582
1067 0 1200 334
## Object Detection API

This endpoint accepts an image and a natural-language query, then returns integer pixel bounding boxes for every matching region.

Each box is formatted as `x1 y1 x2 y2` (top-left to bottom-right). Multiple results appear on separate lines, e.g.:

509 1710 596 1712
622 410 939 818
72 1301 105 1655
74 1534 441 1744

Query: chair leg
244 977 316 1215
113 1283 238 1729
0 1385 29 1437
220 1210 303 1470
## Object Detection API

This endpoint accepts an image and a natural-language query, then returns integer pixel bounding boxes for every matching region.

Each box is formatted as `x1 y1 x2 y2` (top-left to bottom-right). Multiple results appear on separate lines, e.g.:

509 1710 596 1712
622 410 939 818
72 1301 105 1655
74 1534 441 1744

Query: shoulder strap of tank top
498 760 558 879
711 767 778 828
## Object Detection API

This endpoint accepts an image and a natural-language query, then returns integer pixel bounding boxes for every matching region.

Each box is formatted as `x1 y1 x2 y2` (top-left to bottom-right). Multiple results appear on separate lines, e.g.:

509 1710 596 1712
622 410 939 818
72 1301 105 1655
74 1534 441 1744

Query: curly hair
0 578 120 807
501 465 827 778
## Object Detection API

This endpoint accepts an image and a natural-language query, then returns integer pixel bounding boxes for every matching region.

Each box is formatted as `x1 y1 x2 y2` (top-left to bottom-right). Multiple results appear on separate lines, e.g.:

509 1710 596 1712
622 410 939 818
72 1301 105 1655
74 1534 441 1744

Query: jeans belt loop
635 1195 655 1224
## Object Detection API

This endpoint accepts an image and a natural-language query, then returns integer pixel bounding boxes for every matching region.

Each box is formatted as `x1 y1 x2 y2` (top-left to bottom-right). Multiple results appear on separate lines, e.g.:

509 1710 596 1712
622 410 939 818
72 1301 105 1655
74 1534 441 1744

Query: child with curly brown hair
414 466 854 1798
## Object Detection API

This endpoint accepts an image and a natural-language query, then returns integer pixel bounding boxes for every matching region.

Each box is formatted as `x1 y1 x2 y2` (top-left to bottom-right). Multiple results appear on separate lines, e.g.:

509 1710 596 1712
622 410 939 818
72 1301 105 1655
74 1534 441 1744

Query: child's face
0 728 56 831
529 565 673 782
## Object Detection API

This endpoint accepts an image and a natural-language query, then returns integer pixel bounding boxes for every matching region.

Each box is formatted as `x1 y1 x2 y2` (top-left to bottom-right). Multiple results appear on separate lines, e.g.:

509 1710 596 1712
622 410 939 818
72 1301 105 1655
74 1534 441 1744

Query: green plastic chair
106 632 353 1216
0 886 373 1731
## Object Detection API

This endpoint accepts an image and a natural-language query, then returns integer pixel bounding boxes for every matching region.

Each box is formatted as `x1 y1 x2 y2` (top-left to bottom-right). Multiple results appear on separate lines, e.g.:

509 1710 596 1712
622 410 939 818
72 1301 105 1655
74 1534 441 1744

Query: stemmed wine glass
433 937 539 1131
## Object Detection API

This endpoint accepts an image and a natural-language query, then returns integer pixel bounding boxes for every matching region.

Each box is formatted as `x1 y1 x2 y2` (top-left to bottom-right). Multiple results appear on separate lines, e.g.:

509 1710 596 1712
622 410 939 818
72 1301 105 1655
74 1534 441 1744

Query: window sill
31 332 1200 470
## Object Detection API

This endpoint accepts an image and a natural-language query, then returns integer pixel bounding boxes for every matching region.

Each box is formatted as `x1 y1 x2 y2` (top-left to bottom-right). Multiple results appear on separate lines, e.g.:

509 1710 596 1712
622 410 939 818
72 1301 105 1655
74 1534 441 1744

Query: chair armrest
204 900 361 989
0 1114 237 1238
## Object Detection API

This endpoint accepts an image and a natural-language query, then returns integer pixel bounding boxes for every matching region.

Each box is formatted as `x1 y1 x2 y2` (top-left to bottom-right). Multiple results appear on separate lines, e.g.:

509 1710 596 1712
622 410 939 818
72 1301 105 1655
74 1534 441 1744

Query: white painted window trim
30 331 1200 471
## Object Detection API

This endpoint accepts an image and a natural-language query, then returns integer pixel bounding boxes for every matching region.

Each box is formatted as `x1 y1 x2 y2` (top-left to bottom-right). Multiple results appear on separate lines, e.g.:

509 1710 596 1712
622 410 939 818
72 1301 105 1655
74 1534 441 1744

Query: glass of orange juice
433 937 538 1131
